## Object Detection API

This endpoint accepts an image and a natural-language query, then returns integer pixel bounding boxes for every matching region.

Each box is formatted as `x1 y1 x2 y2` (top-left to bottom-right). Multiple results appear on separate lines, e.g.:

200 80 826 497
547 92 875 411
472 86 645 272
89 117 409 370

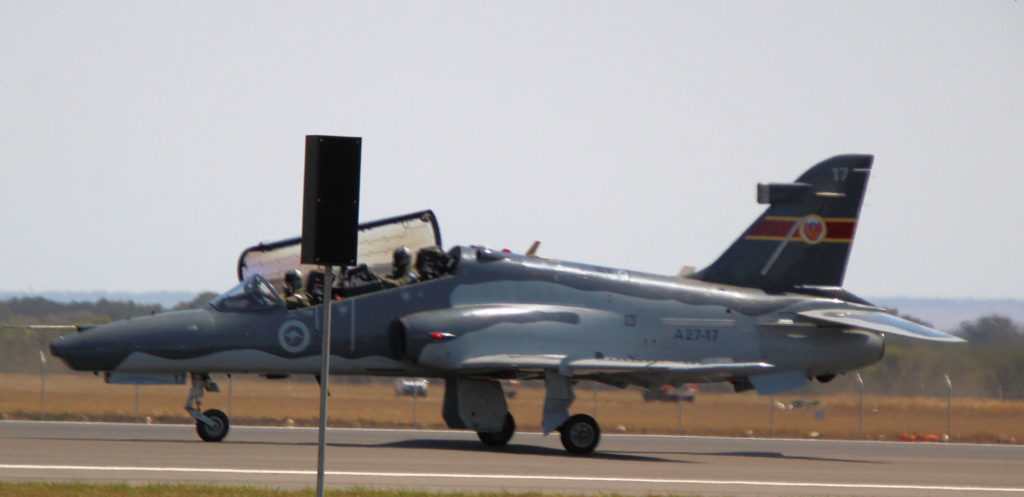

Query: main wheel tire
477 412 516 447
196 408 230 442
558 414 600 455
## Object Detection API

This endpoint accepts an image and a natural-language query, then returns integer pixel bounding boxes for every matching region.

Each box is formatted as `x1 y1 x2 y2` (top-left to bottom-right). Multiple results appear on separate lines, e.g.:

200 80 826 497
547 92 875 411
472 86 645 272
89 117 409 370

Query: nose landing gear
197 408 230 442
185 373 230 442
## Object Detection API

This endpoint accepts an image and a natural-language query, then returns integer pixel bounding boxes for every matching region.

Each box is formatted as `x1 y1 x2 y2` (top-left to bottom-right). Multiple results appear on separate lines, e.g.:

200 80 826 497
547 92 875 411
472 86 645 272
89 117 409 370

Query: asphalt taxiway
2 420 1022 496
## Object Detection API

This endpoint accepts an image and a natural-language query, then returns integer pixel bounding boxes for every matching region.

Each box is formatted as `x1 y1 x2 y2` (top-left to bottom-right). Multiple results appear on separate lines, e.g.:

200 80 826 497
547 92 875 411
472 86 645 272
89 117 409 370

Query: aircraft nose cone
49 337 68 359
48 329 124 371
49 334 84 361
49 333 92 369
47 309 213 372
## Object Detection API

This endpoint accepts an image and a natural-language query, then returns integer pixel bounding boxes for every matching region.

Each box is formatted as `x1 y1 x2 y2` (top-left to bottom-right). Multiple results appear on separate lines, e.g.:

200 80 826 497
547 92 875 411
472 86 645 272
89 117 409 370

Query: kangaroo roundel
800 215 827 244
278 320 311 354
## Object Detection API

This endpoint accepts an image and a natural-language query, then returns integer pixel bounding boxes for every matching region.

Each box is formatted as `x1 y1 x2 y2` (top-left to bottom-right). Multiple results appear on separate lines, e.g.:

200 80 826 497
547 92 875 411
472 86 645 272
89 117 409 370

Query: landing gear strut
186 373 230 442
543 372 602 455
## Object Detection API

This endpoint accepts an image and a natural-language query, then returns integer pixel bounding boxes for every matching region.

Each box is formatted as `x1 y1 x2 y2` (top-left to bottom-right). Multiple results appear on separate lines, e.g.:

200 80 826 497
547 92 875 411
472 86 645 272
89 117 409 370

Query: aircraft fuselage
52 245 884 387
48 154 963 453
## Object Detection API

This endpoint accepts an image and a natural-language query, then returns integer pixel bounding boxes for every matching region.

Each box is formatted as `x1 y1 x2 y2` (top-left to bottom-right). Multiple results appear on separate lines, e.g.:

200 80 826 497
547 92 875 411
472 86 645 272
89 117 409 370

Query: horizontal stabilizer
798 309 965 343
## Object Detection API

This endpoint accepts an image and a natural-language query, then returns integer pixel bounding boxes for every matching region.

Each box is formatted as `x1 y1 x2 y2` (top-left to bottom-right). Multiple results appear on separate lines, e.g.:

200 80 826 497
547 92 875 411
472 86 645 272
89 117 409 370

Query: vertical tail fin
691 155 873 293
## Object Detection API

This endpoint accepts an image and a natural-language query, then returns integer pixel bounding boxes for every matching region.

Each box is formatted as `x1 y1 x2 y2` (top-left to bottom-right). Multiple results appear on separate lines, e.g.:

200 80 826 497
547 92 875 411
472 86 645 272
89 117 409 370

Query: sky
2 1 1022 298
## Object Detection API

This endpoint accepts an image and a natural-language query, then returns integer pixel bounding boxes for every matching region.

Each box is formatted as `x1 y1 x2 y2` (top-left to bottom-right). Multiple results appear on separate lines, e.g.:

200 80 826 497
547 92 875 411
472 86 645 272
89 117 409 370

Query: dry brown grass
2 373 1021 444
0 482 583 497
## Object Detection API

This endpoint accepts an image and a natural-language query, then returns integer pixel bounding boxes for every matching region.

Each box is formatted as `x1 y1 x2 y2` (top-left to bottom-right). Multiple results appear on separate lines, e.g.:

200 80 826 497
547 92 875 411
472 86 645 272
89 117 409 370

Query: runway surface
2 420 1023 496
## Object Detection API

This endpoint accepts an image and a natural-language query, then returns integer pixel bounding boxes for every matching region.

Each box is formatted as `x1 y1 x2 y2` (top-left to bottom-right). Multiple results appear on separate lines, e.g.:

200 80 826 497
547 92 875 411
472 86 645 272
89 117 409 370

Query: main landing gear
558 414 600 455
477 412 516 447
543 372 602 455
186 373 230 442
474 411 601 455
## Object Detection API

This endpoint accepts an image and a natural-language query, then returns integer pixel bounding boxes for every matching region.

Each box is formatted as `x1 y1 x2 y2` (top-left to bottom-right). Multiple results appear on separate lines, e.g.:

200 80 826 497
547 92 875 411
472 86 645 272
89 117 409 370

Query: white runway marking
3 464 1023 493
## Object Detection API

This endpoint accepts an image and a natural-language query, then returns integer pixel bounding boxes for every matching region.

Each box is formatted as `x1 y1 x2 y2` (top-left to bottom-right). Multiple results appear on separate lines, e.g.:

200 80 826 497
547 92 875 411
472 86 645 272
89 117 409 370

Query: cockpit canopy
237 210 442 293
210 275 284 312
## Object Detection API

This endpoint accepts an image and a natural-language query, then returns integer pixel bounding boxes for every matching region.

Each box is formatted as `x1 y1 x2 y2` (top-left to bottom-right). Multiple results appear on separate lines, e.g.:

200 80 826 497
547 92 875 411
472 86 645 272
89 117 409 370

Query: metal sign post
39 350 46 421
228 374 233 418
301 135 361 497
856 373 865 440
315 267 335 497
676 397 684 434
944 374 952 442
412 388 418 428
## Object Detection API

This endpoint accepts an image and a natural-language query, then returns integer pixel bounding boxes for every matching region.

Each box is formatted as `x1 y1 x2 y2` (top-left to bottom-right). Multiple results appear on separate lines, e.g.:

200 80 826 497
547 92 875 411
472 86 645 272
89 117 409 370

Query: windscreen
210 275 283 312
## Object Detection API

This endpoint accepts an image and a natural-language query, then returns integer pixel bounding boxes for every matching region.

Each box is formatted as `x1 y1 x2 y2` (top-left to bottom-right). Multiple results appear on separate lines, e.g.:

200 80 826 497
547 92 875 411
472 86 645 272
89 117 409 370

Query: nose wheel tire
558 414 600 454
196 408 230 442
477 412 516 447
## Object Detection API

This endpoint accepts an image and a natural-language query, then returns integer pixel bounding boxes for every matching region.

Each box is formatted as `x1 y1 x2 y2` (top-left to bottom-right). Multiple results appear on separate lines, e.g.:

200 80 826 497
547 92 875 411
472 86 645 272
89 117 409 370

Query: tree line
846 314 1024 399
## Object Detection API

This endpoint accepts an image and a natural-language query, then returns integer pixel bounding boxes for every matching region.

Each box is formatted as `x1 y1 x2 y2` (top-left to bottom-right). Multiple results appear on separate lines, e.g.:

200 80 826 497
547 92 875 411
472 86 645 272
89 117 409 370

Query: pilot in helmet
282 269 311 309
415 246 448 281
383 246 419 288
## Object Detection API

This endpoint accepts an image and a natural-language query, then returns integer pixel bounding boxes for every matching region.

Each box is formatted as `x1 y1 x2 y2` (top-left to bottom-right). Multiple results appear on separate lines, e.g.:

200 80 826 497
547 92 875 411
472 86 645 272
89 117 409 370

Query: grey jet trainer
50 155 963 454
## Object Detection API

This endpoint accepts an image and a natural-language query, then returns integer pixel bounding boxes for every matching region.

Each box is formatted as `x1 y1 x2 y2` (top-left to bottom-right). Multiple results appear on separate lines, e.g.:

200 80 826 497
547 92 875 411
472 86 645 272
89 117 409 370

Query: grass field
1 373 1021 444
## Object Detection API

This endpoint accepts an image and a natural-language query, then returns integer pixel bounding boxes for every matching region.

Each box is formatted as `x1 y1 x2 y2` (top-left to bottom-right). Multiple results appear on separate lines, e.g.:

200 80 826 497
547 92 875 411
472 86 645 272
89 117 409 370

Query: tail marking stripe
746 217 856 243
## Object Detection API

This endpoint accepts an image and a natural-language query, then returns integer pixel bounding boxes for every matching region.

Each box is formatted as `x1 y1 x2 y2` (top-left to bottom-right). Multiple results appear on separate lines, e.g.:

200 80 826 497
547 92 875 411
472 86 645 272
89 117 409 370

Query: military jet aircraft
50 154 963 454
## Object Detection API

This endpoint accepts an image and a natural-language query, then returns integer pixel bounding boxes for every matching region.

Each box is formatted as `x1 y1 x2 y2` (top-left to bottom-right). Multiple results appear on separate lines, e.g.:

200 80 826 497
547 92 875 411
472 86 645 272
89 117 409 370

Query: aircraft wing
457 354 564 371
457 354 773 378
797 309 965 343
564 358 774 376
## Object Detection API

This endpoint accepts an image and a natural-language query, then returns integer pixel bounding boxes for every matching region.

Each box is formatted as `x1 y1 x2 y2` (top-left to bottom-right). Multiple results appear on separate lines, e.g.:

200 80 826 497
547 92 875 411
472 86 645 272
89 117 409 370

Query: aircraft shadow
619 450 878 464
362 438 684 463
24 435 876 464
23 435 681 463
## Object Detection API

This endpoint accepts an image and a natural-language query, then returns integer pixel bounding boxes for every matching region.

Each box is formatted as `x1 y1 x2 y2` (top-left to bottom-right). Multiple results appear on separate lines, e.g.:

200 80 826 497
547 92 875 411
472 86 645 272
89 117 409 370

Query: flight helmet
393 246 412 270
284 269 304 291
